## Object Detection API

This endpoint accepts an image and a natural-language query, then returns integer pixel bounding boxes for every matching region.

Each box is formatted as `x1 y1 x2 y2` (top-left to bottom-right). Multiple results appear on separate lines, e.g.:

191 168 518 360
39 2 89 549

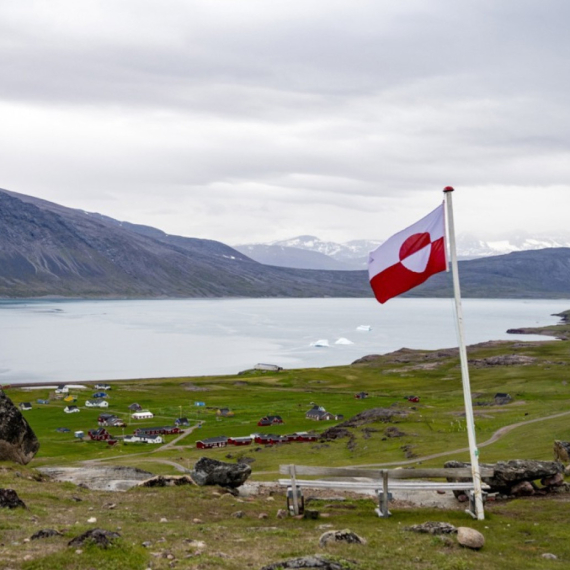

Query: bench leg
375 491 392 518
286 486 304 515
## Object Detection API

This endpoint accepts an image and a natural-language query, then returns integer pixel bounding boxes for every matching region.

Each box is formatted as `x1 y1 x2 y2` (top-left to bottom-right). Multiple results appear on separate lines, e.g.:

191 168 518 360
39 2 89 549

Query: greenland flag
368 203 447 304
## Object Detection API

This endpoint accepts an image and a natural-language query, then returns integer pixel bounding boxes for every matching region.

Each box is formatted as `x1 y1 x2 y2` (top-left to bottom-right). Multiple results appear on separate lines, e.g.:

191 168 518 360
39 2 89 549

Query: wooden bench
278 464 493 519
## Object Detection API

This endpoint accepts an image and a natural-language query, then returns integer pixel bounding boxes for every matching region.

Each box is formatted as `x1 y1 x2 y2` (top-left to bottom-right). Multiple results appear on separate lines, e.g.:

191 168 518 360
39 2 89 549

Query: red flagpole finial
443 186 455 193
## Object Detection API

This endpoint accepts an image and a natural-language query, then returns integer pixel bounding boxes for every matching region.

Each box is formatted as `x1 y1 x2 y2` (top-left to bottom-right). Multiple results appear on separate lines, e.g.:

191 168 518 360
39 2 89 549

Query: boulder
319 529 367 547
554 440 570 463
261 555 357 570
457 527 484 550
0 488 26 509
31 529 63 540
191 457 251 489
511 481 535 496
405 522 457 535
68 528 121 549
0 391 40 464
445 459 564 494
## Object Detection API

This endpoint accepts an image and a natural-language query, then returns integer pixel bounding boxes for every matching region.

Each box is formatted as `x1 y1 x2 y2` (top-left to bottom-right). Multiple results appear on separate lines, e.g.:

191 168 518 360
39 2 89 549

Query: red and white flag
368 203 447 304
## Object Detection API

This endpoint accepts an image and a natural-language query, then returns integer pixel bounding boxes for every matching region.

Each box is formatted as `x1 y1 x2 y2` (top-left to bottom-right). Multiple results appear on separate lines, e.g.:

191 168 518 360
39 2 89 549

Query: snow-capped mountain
236 232 570 270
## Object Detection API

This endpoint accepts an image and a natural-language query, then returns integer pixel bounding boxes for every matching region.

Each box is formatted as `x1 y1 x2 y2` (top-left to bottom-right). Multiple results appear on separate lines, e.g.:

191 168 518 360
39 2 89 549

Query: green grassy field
2 313 570 569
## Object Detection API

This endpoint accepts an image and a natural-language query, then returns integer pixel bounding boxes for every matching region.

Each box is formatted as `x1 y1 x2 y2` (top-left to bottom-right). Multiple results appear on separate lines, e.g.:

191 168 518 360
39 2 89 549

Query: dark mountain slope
410 247 570 299
0 189 369 298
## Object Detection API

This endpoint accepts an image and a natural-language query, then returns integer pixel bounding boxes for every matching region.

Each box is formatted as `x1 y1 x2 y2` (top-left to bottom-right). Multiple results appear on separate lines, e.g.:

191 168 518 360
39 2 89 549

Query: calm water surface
0 298 567 384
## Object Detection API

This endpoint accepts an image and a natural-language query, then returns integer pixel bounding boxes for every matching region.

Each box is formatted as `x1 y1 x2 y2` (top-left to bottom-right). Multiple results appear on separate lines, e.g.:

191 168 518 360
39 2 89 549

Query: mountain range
1 187 570 299
235 233 570 270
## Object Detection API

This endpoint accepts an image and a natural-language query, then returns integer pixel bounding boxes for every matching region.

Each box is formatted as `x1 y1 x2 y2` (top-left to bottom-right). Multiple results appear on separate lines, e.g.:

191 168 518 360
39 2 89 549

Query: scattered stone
258 513 268 519
192 518 203 524
0 391 40 465
542 553 558 560
68 528 121 549
184 539 206 548
105 503 117 509
0 489 26 509
542 472 564 487
87 517 97 523
142 541 152 548
261 555 357 570
139 475 195 487
276 509 288 519
160 518 168 523
456 527 485 550
319 529 366 547
31 529 63 540
511 481 535 496
405 522 457 535
303 510 320 520
232 510 245 518
191 457 251 489
384 426 406 438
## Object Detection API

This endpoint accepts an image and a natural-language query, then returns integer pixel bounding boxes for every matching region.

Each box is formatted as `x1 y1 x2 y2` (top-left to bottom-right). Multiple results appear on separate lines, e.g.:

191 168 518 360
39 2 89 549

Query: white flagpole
443 186 485 520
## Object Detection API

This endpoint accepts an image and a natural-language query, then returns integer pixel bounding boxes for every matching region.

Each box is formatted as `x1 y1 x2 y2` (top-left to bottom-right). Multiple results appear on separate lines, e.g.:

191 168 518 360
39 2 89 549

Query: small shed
194 401 206 407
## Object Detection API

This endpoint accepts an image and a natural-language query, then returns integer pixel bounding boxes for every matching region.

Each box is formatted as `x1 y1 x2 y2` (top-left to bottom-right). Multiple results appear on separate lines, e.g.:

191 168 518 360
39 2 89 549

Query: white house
55 385 69 394
131 410 154 420
124 434 162 444
85 399 109 408
64 405 80 413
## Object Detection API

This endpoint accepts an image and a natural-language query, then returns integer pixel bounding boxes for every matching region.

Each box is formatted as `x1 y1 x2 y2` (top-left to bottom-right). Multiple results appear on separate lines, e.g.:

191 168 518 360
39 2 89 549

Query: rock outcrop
445 459 565 496
191 457 251 489
0 391 40 465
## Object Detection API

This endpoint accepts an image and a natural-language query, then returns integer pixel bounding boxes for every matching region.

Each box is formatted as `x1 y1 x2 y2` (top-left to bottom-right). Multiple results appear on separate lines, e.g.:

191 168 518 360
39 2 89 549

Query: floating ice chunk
310 339 330 347
356 325 372 331
335 338 354 345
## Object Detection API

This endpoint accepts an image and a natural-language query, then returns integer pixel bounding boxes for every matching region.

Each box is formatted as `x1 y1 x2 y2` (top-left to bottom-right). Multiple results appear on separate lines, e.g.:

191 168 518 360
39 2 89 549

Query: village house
128 403 142 412
134 426 180 436
305 405 340 421
92 391 108 399
95 384 111 390
37 399 49 405
216 408 234 417
257 415 284 426
175 417 190 426
124 434 163 444
88 428 112 441
19 402 32 411
63 395 77 403
194 401 206 407
254 433 288 445
131 410 154 420
98 413 124 426
355 392 369 399
196 436 228 449
227 436 253 446
286 432 319 443
85 399 109 408
55 385 69 394
64 405 80 413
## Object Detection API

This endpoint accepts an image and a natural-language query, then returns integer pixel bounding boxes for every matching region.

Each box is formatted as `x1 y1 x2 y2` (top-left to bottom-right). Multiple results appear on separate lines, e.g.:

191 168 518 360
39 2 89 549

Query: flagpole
443 186 485 520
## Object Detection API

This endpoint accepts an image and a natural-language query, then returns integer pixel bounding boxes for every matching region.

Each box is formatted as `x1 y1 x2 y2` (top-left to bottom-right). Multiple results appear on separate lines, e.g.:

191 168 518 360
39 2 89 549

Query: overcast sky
1 0 569 245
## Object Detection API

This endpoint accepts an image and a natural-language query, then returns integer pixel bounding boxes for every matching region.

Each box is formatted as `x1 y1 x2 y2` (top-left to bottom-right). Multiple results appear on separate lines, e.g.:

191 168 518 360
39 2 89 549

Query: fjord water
0 298 567 384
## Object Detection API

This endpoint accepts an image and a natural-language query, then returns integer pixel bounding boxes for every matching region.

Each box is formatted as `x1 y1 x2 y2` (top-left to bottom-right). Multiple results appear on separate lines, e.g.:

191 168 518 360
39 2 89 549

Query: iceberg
335 338 354 345
356 325 372 331
310 339 330 347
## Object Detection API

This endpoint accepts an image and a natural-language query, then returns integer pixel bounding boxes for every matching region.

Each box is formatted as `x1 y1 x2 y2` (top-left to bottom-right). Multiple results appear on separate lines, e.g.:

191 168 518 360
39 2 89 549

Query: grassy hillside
2 312 570 568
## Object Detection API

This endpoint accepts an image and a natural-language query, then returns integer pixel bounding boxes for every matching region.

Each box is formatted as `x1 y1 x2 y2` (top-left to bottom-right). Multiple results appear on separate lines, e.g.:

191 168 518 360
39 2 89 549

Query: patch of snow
356 325 372 331
310 339 329 347
335 338 354 345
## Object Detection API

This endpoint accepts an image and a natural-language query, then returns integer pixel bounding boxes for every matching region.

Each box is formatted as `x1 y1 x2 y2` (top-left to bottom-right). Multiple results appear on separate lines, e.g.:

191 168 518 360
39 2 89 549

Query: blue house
92 392 108 398
194 401 206 407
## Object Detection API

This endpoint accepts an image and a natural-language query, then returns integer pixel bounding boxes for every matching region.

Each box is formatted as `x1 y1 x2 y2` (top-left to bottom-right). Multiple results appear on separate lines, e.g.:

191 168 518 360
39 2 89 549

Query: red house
196 436 228 449
254 434 287 445
88 428 112 441
227 436 253 446
257 415 284 427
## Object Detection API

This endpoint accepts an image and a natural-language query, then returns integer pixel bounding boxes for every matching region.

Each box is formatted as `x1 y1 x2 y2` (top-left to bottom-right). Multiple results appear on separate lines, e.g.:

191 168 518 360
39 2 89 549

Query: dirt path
350 409 570 468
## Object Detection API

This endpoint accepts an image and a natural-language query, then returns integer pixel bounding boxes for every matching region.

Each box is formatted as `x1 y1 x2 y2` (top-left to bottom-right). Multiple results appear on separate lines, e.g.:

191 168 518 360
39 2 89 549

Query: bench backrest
279 464 494 480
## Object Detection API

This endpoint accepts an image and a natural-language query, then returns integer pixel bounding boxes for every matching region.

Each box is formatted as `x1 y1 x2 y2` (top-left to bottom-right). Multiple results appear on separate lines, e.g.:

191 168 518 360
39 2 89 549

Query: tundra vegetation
1 310 570 569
